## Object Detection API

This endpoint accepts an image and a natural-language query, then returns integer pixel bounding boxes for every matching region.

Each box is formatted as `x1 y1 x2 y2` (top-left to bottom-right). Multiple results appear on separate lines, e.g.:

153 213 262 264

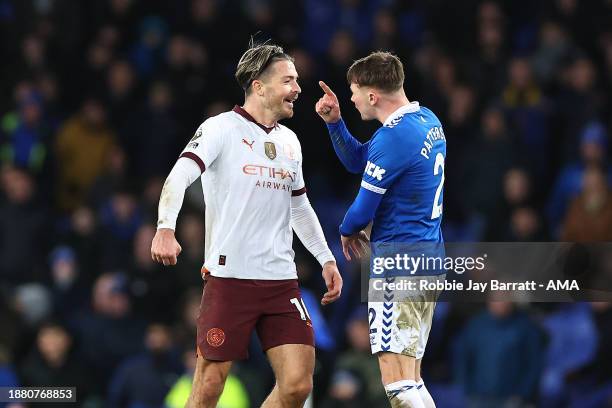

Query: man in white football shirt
150 43 342 408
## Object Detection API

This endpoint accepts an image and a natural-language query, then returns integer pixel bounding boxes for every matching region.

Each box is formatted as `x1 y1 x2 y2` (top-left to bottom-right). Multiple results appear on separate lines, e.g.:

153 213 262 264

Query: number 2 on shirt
431 152 445 220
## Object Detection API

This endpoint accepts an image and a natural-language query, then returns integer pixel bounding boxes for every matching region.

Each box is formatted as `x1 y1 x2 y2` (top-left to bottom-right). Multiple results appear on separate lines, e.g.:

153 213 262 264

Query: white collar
383 102 420 127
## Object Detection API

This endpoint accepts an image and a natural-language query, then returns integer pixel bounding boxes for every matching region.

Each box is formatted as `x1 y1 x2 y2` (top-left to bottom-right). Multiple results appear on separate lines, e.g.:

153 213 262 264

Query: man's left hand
321 261 342 305
341 230 369 261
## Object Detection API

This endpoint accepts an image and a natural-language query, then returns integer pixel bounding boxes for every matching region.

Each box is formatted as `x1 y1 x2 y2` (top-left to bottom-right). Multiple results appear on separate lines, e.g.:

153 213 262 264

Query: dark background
0 0 611 407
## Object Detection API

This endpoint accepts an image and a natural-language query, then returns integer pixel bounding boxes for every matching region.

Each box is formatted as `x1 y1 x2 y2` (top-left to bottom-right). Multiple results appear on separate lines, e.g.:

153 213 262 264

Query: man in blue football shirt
316 52 446 408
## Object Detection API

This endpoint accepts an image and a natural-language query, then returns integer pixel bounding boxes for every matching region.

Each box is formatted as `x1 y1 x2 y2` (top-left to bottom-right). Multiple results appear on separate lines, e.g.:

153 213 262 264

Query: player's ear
368 91 378 106
253 79 265 96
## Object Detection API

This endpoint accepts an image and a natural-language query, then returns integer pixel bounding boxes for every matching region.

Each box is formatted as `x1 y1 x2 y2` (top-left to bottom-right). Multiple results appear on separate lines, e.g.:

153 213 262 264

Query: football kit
328 102 446 358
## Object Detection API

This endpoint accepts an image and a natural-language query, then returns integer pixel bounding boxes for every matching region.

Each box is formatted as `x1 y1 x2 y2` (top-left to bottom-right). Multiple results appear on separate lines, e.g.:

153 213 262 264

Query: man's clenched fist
151 228 182 266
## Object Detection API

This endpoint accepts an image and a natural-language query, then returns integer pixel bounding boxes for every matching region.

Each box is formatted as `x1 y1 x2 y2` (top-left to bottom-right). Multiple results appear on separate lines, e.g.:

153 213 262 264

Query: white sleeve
156 157 202 230
290 194 335 266
291 139 306 196
180 119 224 171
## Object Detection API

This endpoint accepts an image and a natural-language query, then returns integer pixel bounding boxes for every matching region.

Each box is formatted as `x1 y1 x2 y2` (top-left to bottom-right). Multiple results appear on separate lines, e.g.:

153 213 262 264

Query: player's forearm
157 157 202 230
339 205 372 236
339 187 383 236
291 194 336 265
326 119 367 174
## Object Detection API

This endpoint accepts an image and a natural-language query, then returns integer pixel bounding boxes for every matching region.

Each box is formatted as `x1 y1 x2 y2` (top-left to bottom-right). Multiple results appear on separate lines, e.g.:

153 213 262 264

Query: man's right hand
151 228 182 266
315 81 341 123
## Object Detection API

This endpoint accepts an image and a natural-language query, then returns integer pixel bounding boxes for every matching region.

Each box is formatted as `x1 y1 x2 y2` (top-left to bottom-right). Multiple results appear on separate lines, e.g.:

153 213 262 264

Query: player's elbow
347 165 364 174
341 159 365 174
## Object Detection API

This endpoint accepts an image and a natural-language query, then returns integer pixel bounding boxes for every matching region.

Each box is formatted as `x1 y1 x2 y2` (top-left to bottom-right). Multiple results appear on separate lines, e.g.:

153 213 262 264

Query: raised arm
316 81 368 173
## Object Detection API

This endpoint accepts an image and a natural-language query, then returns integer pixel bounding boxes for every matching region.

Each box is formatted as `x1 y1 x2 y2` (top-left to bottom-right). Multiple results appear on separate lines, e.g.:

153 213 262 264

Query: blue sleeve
326 119 368 174
361 127 408 194
339 186 383 236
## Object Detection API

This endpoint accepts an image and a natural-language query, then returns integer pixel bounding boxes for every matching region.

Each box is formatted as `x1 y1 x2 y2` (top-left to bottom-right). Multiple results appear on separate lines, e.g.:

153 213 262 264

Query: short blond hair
235 42 293 94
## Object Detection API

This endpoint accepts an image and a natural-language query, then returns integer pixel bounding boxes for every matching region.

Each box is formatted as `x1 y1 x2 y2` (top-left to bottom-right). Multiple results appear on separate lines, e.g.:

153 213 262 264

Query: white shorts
368 276 442 359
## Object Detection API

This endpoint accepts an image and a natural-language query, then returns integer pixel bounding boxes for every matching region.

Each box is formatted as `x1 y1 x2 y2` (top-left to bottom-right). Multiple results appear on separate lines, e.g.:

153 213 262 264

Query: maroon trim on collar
180 152 205 173
232 105 277 134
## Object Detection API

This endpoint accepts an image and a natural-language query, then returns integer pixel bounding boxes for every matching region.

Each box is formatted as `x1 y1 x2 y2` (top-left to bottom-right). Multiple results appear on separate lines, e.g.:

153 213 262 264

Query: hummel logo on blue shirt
365 161 386 180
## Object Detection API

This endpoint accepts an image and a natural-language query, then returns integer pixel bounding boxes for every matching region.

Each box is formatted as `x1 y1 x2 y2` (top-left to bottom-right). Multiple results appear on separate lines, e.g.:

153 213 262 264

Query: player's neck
376 93 410 124
242 99 278 128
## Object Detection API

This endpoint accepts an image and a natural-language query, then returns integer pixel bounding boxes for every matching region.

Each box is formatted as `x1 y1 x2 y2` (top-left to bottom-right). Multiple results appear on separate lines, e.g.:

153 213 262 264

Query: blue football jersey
361 102 446 244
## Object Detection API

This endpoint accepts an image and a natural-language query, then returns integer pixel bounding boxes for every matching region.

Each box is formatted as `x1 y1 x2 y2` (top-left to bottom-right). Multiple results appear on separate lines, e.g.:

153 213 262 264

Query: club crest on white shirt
265 142 277 160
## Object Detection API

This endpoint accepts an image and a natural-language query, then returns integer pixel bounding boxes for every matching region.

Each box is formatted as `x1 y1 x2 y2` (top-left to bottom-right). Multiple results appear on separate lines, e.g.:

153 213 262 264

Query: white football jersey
180 106 306 280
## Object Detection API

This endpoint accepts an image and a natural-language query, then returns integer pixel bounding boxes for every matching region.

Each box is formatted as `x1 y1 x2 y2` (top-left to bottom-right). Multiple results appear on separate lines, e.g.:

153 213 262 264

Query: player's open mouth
284 97 297 108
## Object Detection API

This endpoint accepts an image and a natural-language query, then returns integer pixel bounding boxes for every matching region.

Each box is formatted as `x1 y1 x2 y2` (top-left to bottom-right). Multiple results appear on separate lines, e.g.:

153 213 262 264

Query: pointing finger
319 81 336 98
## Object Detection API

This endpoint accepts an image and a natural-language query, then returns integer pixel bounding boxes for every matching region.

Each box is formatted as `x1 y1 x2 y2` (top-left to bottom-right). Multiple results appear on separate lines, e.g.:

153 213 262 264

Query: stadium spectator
129 16 168 79
566 302 612 407
13 284 53 329
323 30 358 115
468 1 508 103
108 323 182 408
462 106 515 230
561 165 612 241
58 206 103 283
19 321 91 401
506 206 549 241
128 224 178 322
54 97 116 212
486 167 534 240
88 145 128 207
0 166 47 285
120 80 179 179
104 60 138 134
371 8 401 53
454 300 545 407
48 246 88 318
322 307 388 408
539 302 598 407
70 273 146 395
501 57 550 179
161 34 210 127
531 21 572 85
0 90 52 179
98 186 144 269
444 84 478 225
556 56 604 161
548 121 611 236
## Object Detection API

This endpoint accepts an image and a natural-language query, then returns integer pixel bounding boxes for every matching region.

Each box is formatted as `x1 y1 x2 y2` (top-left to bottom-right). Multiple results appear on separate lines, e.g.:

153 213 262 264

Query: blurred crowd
1 0 611 407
